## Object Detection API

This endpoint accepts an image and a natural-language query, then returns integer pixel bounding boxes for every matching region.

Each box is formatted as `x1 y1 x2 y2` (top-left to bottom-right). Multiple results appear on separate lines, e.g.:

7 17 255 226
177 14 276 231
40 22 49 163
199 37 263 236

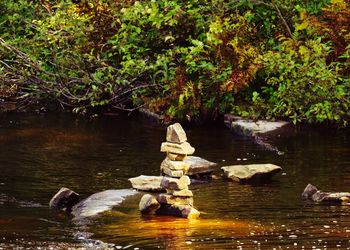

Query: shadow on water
0 113 349 248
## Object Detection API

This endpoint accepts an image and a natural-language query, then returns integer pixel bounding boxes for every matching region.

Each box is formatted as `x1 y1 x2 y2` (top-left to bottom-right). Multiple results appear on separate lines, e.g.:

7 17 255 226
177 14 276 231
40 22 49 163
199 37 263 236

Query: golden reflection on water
93 215 269 249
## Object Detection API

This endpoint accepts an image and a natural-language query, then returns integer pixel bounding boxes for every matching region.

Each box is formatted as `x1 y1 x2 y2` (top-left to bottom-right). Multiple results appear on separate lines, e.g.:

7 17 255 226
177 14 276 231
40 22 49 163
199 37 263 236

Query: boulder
157 193 193 206
160 176 190 190
161 141 195 155
302 184 350 203
139 194 161 214
221 164 282 183
156 204 200 219
129 175 165 192
166 123 187 143
185 156 218 176
71 189 137 218
49 187 80 212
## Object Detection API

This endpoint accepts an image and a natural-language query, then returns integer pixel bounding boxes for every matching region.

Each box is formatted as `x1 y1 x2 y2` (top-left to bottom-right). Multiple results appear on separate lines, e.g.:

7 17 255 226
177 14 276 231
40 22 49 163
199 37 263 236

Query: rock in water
49 187 80 212
139 194 161 214
129 175 165 192
302 184 350 203
166 123 187 143
156 204 200 219
185 156 218 176
221 164 282 183
71 189 137 218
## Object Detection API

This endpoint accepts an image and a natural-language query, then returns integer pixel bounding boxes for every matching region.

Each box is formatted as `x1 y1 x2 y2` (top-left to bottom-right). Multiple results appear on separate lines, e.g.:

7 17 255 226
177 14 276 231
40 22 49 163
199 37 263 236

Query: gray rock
139 194 161 214
71 189 137 218
161 141 195 155
185 156 218 176
302 184 350 203
221 164 282 183
166 123 187 143
224 115 288 136
129 175 165 192
49 187 80 212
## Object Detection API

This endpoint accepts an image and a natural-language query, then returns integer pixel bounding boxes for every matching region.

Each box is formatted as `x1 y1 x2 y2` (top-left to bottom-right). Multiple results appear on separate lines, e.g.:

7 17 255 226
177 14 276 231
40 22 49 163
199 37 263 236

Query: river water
0 113 349 249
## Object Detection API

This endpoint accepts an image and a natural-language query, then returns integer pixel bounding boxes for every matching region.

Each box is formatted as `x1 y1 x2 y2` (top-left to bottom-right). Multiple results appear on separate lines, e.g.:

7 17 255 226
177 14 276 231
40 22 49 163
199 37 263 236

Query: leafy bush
252 37 349 125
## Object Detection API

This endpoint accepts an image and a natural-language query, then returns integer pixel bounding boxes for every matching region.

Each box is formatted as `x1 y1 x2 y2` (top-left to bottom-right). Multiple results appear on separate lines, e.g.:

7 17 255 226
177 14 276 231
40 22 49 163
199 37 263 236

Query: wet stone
221 164 282 183
302 184 350 203
185 156 218 177
49 187 80 212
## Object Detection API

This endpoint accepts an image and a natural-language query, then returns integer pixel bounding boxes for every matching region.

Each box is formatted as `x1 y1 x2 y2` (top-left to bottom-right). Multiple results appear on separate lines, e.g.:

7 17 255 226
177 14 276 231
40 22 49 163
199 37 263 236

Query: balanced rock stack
160 123 195 177
139 123 200 219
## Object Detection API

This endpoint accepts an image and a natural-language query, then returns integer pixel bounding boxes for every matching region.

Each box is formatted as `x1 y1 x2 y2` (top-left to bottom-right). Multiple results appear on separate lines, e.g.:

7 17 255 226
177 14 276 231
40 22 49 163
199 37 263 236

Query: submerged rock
221 164 282 183
129 175 165 192
49 187 80 212
185 156 218 177
302 184 350 203
71 189 137 218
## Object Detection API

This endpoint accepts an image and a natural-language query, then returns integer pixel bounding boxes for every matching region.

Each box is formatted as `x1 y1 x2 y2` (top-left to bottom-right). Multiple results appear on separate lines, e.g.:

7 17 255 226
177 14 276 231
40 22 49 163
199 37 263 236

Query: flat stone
302 184 350 203
162 167 184 178
169 188 193 197
161 158 190 171
161 141 195 155
49 187 80 212
221 164 282 183
71 189 137 218
185 156 218 176
156 204 200 219
129 175 165 192
167 152 187 161
166 123 187 143
157 193 193 206
224 115 288 136
160 176 190 190
139 194 161 214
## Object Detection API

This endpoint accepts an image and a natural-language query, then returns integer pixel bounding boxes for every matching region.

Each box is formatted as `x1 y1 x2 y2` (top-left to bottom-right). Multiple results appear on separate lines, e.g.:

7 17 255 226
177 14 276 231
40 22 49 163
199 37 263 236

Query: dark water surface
0 113 349 249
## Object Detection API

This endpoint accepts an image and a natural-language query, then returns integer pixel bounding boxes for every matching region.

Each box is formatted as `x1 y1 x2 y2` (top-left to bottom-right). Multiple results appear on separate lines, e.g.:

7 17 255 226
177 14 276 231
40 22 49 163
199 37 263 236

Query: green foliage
251 37 350 125
0 0 349 125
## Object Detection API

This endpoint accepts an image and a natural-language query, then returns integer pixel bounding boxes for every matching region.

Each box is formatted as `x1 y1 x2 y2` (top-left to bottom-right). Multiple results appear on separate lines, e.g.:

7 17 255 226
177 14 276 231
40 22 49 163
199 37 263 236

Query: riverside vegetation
0 0 349 125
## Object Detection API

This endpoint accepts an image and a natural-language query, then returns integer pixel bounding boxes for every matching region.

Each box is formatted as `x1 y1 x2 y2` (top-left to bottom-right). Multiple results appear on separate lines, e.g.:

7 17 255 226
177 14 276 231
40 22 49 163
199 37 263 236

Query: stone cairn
139 123 200 219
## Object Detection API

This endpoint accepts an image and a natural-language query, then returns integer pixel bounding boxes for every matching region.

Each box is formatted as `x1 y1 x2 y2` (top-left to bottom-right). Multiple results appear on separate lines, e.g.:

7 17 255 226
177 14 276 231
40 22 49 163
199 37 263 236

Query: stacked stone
160 123 194 177
139 123 200 219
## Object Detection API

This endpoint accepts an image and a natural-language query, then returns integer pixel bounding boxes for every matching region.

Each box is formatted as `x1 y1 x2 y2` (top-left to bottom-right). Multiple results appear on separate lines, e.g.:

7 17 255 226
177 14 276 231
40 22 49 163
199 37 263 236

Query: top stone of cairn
166 123 187 144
